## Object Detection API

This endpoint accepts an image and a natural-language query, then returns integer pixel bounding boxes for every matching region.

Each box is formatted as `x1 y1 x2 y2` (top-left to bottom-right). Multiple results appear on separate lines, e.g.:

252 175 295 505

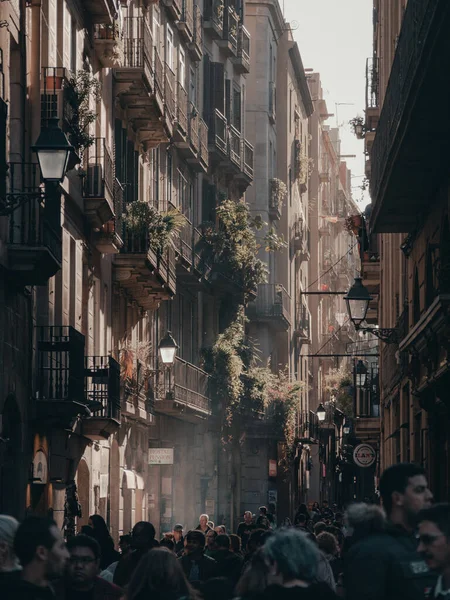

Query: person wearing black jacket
344 463 436 600
173 524 185 555
210 534 243 587
113 521 159 588
179 530 217 585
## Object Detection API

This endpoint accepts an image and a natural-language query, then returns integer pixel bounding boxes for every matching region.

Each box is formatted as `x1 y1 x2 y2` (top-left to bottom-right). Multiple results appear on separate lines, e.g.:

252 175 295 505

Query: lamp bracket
0 191 45 216
361 326 398 344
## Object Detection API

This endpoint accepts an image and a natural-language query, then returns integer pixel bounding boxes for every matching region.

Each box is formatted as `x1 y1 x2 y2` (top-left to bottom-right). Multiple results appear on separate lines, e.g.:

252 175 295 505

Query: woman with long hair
88 514 120 570
127 548 199 600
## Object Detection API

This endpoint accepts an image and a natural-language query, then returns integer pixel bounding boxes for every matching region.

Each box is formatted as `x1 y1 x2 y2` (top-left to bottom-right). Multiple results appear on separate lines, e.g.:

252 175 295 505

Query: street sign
148 448 174 465
353 443 376 468
269 460 277 477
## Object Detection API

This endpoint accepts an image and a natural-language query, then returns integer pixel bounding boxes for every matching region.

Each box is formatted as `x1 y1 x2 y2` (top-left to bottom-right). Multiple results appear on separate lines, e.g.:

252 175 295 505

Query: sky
282 0 373 208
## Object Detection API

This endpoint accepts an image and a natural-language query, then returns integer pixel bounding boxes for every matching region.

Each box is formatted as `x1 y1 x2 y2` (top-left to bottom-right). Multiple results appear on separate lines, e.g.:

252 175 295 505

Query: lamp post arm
360 327 398 344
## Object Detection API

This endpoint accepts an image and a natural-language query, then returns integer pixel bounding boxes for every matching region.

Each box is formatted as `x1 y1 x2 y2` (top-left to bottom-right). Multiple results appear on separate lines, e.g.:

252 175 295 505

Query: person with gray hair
256 528 337 599
0 515 21 592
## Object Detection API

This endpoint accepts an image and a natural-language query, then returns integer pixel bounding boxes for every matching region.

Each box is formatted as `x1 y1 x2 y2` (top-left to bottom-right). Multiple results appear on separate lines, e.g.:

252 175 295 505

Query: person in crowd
80 525 96 538
54 534 122 600
88 515 120 571
119 535 132 557
0 515 21 590
235 550 270 600
160 536 176 552
243 530 272 568
229 534 244 559
417 503 450 599
214 525 227 534
267 504 277 530
113 521 159 588
256 528 338 599
321 501 334 522
295 514 310 533
256 507 271 530
5 516 70 600
344 463 436 600
179 530 217 585
317 532 341 585
207 521 215 530
210 534 243 586
127 547 200 600
205 529 218 556
237 511 257 551
294 504 309 526
312 502 322 523
173 524 185 555
314 522 327 537
280 518 292 527
196 514 212 534
307 532 336 592
199 576 234 600
333 513 344 529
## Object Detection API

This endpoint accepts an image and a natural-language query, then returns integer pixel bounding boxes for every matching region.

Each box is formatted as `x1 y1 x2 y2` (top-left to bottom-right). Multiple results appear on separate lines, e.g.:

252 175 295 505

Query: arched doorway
0 396 22 517
110 440 120 543
76 460 90 529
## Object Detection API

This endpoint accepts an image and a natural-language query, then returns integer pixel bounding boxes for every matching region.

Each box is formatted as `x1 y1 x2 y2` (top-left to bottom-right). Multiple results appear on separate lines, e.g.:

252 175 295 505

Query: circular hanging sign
353 444 376 468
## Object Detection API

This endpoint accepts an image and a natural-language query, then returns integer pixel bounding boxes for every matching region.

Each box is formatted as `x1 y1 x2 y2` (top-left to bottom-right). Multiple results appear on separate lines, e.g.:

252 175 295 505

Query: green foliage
202 199 268 296
269 178 288 212
264 227 287 252
123 202 186 252
66 70 102 154
324 365 354 417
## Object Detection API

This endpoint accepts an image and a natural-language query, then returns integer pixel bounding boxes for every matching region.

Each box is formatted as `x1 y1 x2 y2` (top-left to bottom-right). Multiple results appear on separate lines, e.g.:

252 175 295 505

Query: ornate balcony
83 138 114 229
161 0 182 21
164 63 176 136
81 0 118 23
36 326 88 425
232 24 250 73
93 22 124 68
369 1 446 232
154 357 212 422
228 124 241 172
7 163 62 286
40 67 75 131
174 82 188 144
293 220 310 261
203 0 224 39
235 139 253 190
198 118 209 171
298 411 319 443
188 4 203 62
114 224 176 309
83 356 121 440
94 179 124 254
247 284 291 331
294 302 311 343
114 17 153 89
219 6 239 57
176 0 194 43
208 109 228 162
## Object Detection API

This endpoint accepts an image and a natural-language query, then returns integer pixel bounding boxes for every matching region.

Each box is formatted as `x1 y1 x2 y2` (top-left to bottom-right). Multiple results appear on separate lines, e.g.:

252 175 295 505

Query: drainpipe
30 0 41 147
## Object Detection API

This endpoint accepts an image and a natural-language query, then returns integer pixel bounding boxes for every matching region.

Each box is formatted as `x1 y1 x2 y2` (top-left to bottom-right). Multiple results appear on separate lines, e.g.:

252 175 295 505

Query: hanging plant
343 215 362 235
264 227 287 252
349 115 365 139
66 70 102 158
294 140 314 185
324 365 354 417
123 202 186 253
269 178 288 213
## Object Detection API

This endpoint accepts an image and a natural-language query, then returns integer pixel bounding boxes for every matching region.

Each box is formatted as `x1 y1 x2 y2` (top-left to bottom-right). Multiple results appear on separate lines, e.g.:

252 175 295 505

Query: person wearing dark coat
344 463 436 600
88 515 120 571
113 521 159 588
210 534 243 587
179 530 217 585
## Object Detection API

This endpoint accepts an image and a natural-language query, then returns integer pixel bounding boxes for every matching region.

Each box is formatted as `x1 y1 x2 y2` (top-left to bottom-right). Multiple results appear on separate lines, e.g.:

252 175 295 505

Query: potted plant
123 202 186 253
269 178 288 213
66 70 102 161
349 116 365 139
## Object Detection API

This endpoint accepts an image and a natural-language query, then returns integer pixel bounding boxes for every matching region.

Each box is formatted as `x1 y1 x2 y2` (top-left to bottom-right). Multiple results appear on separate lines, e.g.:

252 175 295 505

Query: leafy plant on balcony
343 215 362 235
216 0 224 21
269 178 288 213
201 199 268 298
349 115 365 139
123 202 186 253
118 339 153 392
264 227 287 252
66 70 102 158
324 365 354 417
294 140 314 185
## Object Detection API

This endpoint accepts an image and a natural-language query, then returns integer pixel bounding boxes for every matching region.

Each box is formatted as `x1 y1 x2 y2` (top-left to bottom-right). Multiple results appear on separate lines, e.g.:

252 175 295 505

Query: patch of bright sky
282 0 372 208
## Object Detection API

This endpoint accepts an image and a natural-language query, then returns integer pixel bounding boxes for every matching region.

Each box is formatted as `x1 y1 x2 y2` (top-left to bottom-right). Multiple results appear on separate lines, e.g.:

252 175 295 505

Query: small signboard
148 448 174 465
269 460 277 478
353 444 376 468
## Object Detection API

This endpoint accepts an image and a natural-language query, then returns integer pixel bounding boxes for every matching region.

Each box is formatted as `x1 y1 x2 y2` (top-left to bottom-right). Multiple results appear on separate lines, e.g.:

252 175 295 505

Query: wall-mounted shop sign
269 460 277 478
148 448 174 465
353 444 376 468
32 450 48 484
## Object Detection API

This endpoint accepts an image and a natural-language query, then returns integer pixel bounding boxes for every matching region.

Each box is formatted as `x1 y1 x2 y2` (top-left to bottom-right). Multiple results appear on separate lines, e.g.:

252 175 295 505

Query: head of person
379 463 432 525
173 524 184 542
263 529 319 586
207 521 215 530
199 514 209 529
80 525 95 538
88 515 109 539
298 504 308 515
229 534 241 554
127 548 194 600
334 512 343 524
259 506 267 516
296 514 307 527
235 549 270 598
247 529 268 554
160 537 175 552
215 534 230 552
317 532 339 557
185 530 205 555
322 500 329 508
243 510 253 525
132 521 156 550
312 502 320 511
14 517 69 579
214 525 226 534
418 504 450 574
205 529 218 550
344 503 386 541
0 515 20 572
119 534 132 556
313 521 327 537
307 502 313 512
66 535 101 590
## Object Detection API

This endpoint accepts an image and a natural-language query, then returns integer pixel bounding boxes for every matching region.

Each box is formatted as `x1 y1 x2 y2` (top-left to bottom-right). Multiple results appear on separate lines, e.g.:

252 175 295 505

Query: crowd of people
1 463 449 599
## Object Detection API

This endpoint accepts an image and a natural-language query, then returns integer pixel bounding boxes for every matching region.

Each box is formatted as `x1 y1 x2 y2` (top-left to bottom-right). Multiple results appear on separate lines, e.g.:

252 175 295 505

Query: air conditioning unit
87 165 104 197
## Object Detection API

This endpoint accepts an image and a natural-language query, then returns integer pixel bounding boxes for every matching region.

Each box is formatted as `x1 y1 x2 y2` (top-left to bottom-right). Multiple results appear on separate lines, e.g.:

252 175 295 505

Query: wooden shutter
203 55 211 122
233 86 241 131
225 79 232 123
211 62 225 116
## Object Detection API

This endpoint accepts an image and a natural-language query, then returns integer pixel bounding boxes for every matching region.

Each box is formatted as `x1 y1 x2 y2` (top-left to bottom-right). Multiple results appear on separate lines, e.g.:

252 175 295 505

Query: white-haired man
196 514 212 534
0 515 21 591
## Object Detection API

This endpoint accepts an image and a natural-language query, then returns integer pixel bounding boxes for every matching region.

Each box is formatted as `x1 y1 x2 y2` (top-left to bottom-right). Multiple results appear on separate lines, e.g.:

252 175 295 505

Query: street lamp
343 420 351 435
158 331 178 366
32 117 73 183
355 360 368 388
345 277 399 344
317 403 326 422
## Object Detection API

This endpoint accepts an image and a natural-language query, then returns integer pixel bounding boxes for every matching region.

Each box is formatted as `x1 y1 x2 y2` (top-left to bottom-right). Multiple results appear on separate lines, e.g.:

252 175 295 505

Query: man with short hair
196 514 211 534
173 524 184 555
321 500 334 521
345 463 436 600
55 535 122 600
179 530 217 584
5 516 69 600
210 534 243 586
236 510 256 551
417 503 450 599
113 521 159 587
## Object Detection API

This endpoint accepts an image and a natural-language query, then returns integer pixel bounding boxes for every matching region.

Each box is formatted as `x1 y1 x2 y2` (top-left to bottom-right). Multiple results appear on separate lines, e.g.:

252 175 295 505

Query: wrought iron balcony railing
204 0 224 38
247 283 291 329
122 17 153 80
161 356 212 415
298 410 319 443
208 109 227 156
294 302 311 342
85 356 121 421
242 139 253 179
84 138 114 200
199 118 209 168
176 82 188 135
164 63 176 123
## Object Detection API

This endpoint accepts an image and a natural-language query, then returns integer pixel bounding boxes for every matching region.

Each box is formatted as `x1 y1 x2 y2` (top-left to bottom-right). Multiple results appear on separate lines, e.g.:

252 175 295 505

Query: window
166 149 173 206
166 24 174 72
152 148 160 207
71 19 77 72
153 5 161 50
189 66 197 105
232 85 241 131
179 47 186 88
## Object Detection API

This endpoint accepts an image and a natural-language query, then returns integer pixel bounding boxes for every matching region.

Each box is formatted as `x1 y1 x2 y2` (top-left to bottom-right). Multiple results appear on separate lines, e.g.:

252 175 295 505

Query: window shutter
211 62 225 116
225 79 232 123
203 55 211 122
233 87 241 131
126 140 134 203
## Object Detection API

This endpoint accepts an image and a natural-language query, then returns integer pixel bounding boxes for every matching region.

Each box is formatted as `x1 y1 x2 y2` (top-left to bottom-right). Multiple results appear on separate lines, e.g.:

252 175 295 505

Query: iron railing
247 284 291 325
269 81 276 120
40 67 74 127
154 48 164 99
122 17 153 82
199 118 209 167
93 22 123 42
36 326 85 403
298 410 319 442
223 6 239 52
208 109 227 154
295 302 311 340
204 0 224 34
178 218 193 265
164 63 176 122
162 356 211 414
229 124 241 166
84 138 114 199
365 56 379 110
189 104 200 152
177 82 188 134
243 139 254 178
181 0 194 35
85 356 121 421
237 25 250 69
192 4 203 52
